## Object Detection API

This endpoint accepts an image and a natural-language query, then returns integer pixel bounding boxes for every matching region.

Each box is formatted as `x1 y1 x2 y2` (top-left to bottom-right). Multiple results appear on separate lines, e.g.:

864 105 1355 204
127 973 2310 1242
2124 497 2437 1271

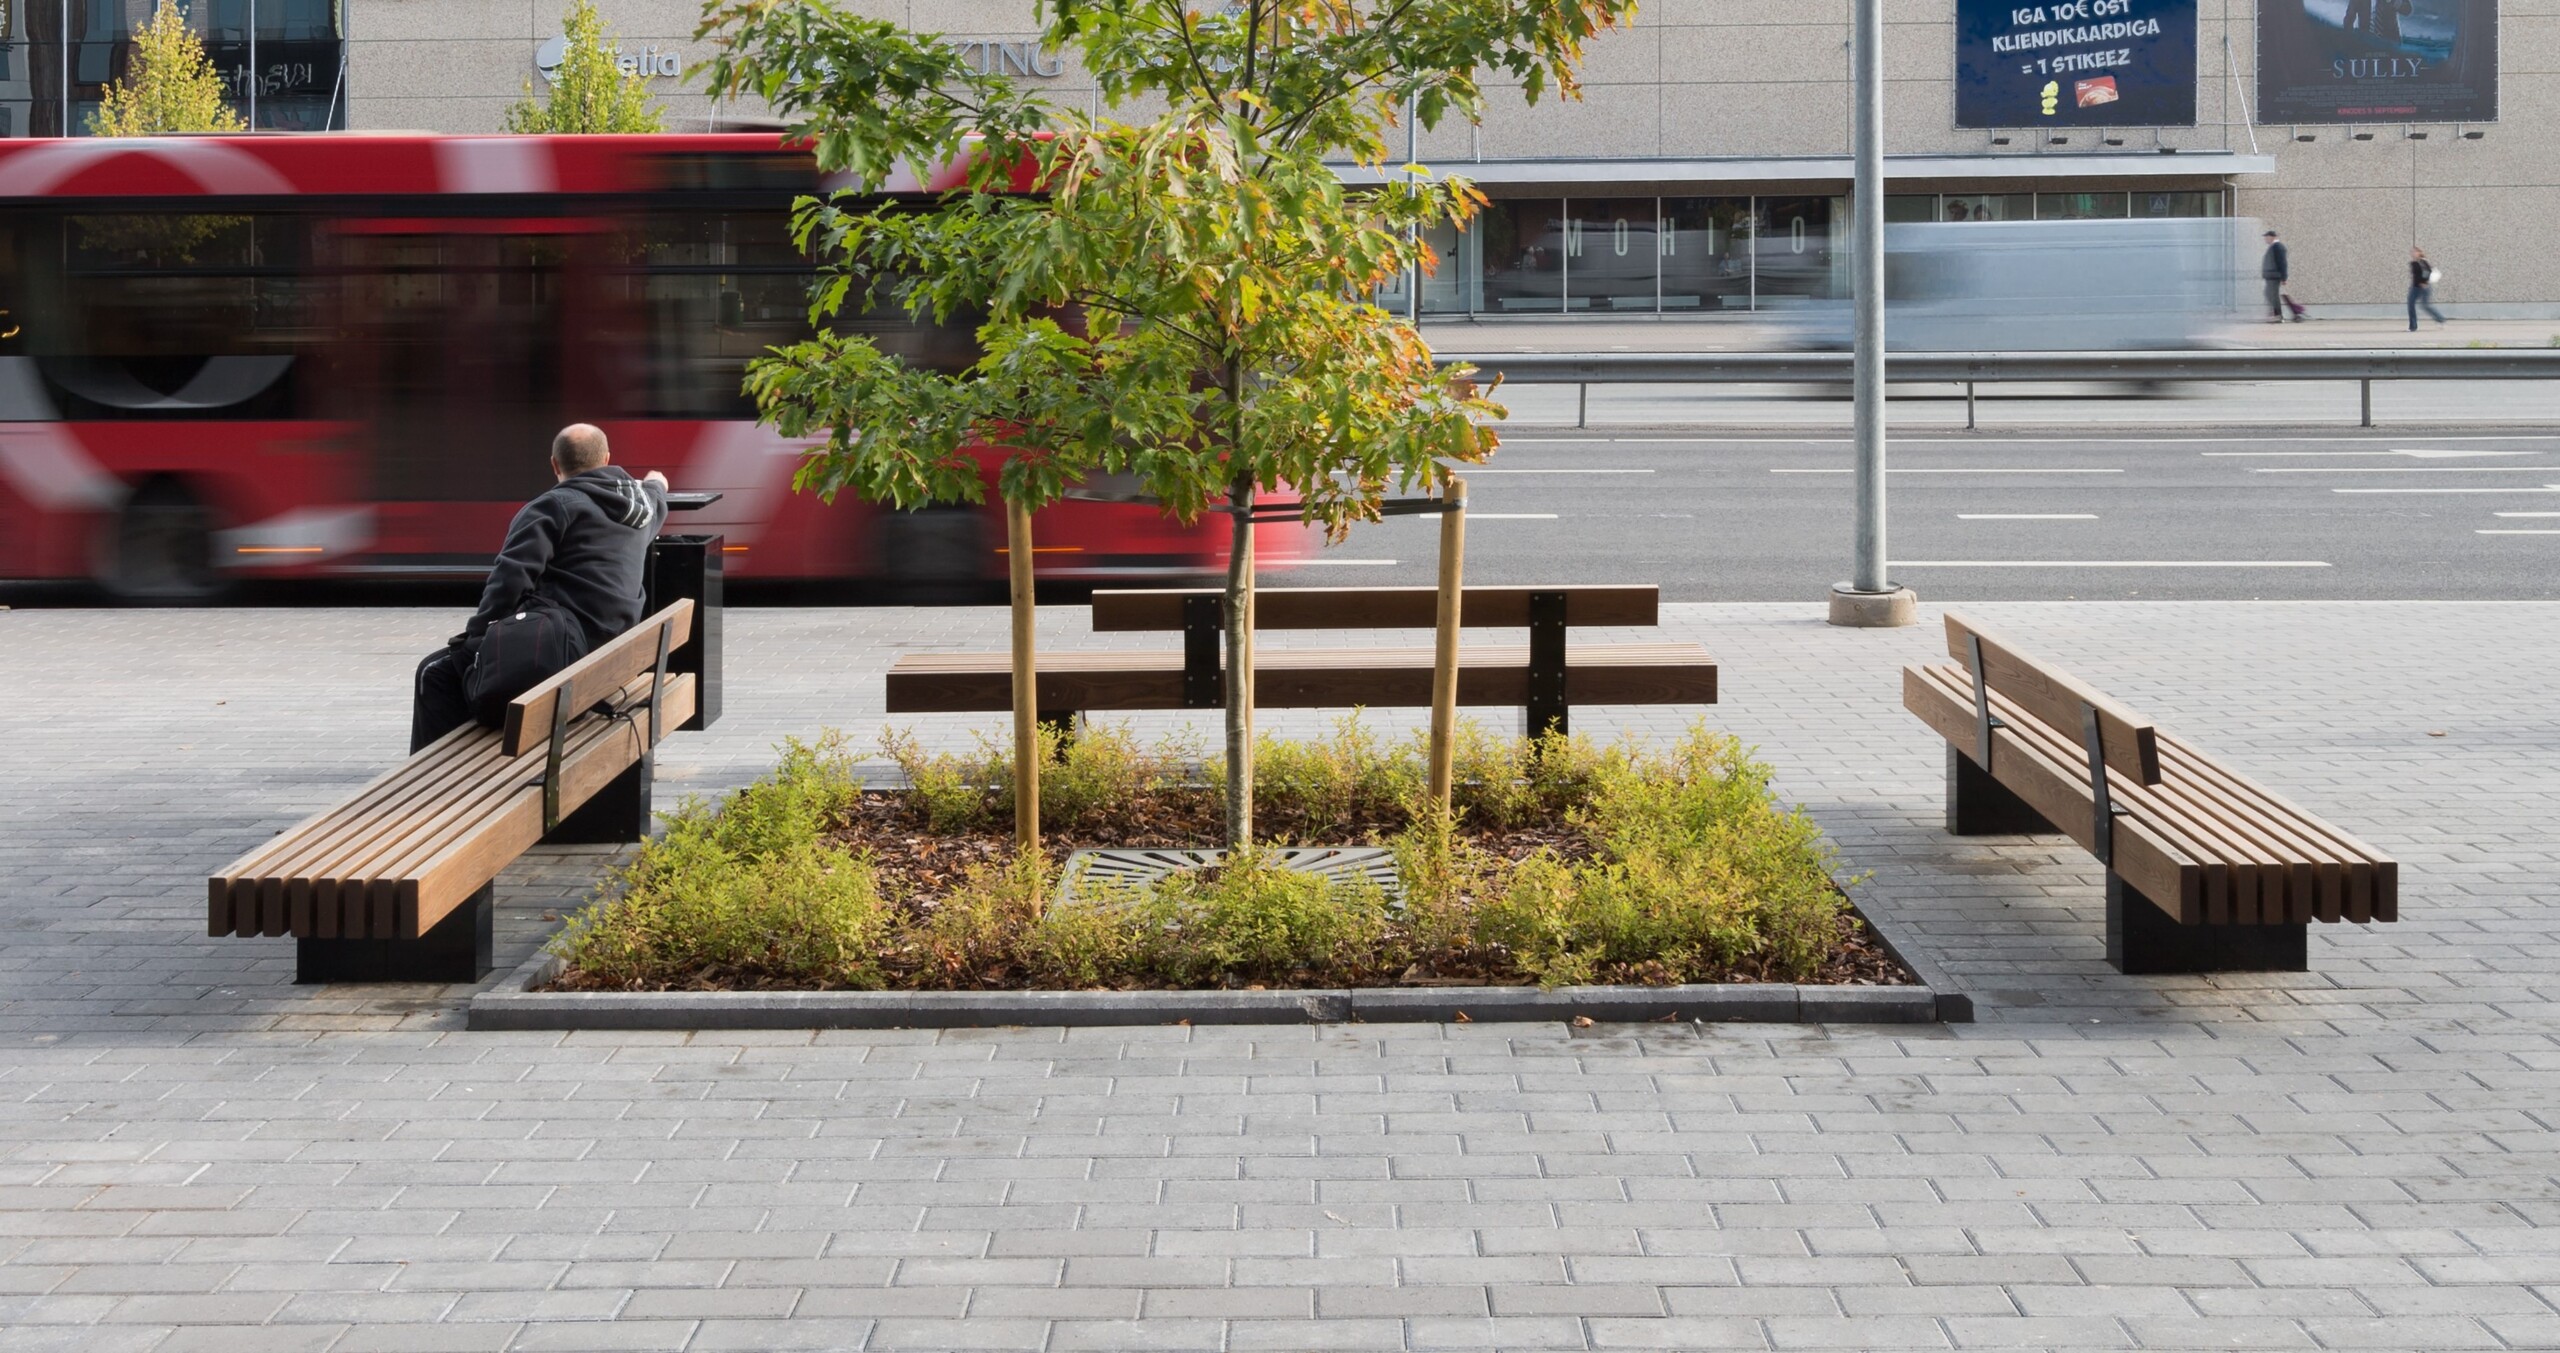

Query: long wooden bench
1903 610 2396 974
886 585 1716 734
210 600 699 984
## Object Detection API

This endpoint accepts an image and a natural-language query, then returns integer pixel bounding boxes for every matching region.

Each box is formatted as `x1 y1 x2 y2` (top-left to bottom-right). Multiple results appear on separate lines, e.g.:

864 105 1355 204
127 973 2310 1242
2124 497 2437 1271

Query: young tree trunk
1426 475 1466 816
1222 471 1255 848
1007 496 1039 855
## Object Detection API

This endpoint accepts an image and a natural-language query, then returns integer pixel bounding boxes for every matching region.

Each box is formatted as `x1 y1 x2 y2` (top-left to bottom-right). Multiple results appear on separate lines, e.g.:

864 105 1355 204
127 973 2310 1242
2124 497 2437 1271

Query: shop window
1566 199 1658 313
1417 220 1475 316
2037 192 2131 220
1885 195 1936 224
1751 196 1841 306
1658 198 1750 312
2136 191 2220 218
1477 199 1565 314
1941 194 2034 222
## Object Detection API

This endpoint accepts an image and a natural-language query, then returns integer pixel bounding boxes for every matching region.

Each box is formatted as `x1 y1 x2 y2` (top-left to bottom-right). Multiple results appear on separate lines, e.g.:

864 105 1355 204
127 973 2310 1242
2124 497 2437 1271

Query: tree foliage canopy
698 0 1634 524
506 0 666 134
90 0 246 136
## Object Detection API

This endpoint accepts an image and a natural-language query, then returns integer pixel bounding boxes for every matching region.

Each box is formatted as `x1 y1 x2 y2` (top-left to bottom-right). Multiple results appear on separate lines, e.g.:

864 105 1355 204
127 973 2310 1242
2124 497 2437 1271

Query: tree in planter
506 0 666 134
90 0 246 135
703 0 1633 848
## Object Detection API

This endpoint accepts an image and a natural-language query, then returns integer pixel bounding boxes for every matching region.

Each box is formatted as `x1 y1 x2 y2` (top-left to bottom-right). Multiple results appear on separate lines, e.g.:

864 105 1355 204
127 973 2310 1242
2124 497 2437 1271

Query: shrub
1475 727 1845 985
549 721 1865 992
553 735 891 990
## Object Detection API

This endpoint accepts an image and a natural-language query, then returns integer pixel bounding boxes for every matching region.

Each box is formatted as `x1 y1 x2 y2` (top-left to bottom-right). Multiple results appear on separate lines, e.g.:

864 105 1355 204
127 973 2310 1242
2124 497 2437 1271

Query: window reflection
1478 199 1565 314
1565 198 1657 312
1658 198 1750 312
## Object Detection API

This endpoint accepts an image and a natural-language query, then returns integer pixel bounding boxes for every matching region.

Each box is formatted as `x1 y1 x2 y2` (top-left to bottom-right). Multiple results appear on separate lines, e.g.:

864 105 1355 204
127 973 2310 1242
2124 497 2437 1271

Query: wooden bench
209 600 700 984
886 585 1716 735
1903 611 2397 974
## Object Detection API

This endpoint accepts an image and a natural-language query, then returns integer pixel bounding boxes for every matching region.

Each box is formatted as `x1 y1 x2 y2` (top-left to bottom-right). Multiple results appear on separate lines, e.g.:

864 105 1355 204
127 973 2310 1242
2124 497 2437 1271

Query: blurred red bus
0 133 1300 598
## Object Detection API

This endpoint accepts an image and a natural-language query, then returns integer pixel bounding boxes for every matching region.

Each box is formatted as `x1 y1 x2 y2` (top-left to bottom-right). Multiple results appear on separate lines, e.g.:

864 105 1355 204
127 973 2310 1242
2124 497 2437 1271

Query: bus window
20 211 316 421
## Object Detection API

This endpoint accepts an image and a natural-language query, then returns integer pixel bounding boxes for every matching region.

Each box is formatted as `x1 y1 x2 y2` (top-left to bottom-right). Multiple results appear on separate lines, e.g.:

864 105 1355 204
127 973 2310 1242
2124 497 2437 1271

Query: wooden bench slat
1944 610 2161 786
1911 662 2395 927
2158 732 2398 923
351 679 676 939
213 671 693 940
1091 586 1661 632
885 643 1716 714
1905 665 2201 921
209 726 497 937
501 600 694 757
1956 666 2296 924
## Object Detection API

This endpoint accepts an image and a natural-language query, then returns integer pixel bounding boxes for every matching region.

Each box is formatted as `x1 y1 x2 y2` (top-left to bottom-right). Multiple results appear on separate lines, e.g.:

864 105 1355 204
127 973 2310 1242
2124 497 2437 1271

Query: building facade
4 0 2548 312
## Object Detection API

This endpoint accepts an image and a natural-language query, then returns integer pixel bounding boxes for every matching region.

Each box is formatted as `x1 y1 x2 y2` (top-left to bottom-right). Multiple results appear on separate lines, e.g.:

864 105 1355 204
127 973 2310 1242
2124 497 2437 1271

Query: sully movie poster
2258 0 2497 123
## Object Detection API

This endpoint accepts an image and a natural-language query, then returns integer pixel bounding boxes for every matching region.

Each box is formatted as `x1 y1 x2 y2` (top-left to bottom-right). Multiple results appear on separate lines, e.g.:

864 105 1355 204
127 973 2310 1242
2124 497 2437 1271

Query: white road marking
1958 513 2097 520
1893 560 2329 568
2255 466 2560 473
1497 434 2560 445
2493 512 2560 517
1771 468 2123 475
1408 513 1558 520
2477 530 2560 536
1288 559 1402 566
1455 468 1655 475
2204 449 2537 458
2332 487 2560 494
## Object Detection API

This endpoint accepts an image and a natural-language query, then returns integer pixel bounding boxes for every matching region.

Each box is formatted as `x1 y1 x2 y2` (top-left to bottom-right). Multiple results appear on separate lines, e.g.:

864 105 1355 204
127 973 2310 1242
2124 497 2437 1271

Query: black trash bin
645 533 723 733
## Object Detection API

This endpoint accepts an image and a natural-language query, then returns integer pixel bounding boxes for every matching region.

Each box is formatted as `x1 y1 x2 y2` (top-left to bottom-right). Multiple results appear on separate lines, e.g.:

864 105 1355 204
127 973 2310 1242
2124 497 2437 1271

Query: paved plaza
2 600 2557 1351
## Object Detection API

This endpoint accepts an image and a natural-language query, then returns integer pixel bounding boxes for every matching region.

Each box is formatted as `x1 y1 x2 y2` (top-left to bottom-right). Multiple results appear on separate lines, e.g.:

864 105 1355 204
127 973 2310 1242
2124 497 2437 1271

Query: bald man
411 425 671 751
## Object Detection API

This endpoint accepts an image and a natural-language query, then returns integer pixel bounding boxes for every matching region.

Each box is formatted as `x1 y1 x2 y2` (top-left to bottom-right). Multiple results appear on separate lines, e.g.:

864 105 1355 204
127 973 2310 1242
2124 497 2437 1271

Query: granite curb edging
466 942 1963 1032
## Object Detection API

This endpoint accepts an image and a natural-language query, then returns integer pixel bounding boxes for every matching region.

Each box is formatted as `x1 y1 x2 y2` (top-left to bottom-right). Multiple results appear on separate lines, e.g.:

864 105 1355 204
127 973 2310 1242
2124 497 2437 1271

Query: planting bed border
466 895 1971 1030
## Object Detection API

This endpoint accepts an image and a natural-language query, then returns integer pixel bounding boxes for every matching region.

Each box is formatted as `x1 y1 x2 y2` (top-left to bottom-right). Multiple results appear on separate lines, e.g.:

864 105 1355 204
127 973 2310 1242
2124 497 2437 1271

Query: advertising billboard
1957 0 2199 128
2257 0 2496 124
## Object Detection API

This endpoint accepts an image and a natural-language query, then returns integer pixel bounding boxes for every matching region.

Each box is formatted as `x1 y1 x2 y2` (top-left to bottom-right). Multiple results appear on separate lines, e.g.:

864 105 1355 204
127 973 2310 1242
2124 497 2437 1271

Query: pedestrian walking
2260 230 2290 323
2408 247 2447 330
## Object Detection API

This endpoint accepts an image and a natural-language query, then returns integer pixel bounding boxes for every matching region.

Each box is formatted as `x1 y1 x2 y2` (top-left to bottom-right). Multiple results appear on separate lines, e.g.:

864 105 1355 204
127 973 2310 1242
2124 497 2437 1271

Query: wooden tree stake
1427 475 1467 815
1007 496 1039 855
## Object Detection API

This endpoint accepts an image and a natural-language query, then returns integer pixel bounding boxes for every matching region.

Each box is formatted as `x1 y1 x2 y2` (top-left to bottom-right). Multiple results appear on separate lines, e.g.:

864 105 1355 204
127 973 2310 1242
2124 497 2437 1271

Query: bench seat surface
209 671 697 943
1906 662 2395 926
886 643 1717 713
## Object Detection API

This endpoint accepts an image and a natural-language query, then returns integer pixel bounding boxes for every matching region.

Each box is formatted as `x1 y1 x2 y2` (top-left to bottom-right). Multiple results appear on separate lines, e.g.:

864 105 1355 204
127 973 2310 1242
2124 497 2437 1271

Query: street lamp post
1828 0 1918 628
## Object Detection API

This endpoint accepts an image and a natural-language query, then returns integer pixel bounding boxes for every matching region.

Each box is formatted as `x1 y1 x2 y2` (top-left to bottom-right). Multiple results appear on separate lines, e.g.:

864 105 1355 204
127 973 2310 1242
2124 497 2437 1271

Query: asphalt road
1288 427 2560 602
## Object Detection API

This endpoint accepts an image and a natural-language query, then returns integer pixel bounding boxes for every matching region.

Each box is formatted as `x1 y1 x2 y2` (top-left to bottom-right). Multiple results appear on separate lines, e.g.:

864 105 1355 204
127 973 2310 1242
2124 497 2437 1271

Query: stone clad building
3 0 2549 312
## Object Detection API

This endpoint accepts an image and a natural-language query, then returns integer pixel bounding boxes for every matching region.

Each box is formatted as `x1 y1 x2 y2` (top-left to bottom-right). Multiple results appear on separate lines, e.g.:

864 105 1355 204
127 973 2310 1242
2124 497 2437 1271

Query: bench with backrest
1902 610 2397 974
209 600 699 984
885 585 1715 735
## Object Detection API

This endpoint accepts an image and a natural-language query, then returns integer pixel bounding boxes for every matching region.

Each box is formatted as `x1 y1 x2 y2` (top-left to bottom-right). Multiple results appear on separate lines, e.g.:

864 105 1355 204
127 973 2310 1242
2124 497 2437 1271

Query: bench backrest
501 599 695 756
1091 586 1658 632
1944 610 2161 786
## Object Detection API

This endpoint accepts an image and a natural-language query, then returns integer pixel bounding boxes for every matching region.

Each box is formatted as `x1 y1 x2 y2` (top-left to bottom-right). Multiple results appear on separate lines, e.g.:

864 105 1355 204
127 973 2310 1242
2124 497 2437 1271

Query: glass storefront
1403 189 2216 316
1 0 345 137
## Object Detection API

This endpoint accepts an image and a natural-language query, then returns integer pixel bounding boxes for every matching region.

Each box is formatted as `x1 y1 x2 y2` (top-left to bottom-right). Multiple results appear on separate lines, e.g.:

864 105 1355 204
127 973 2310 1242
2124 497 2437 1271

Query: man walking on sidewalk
2260 230 2290 323
2409 247 2448 331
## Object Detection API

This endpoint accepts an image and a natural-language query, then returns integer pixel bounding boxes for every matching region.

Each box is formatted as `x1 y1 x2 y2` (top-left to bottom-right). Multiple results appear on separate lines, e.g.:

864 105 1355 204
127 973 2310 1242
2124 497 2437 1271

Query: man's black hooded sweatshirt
464 466 668 652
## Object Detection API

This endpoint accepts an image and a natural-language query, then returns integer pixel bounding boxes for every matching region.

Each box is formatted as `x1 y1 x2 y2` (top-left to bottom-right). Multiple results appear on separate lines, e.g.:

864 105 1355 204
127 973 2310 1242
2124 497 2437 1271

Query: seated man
411 424 670 751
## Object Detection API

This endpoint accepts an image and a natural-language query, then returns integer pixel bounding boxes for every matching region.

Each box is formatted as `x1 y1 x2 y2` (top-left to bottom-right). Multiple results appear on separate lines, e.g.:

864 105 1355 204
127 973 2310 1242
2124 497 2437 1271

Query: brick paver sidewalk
1 601 2553 1352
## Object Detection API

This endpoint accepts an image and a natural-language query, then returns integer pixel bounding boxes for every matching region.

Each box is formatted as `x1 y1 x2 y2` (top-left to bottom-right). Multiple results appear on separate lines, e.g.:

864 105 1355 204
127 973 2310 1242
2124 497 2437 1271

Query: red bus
0 133 1301 598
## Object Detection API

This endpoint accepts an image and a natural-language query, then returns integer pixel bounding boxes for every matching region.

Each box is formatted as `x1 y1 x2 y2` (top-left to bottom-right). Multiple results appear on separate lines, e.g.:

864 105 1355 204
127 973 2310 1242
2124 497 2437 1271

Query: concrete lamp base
1827 583 1919 628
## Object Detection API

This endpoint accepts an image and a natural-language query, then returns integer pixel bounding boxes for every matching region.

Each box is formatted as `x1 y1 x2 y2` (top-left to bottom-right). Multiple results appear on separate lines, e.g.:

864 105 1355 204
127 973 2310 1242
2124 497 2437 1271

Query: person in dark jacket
2260 230 2289 323
2408 247 2447 330
410 424 670 751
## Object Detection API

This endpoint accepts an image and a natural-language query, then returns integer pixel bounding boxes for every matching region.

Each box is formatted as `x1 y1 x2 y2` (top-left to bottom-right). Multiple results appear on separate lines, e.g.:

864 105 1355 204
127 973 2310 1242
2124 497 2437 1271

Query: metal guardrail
1435 348 2560 429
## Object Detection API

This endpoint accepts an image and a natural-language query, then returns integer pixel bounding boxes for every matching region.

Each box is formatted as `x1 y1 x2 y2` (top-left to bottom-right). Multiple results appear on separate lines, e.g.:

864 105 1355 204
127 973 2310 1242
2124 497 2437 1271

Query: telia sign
534 36 683 83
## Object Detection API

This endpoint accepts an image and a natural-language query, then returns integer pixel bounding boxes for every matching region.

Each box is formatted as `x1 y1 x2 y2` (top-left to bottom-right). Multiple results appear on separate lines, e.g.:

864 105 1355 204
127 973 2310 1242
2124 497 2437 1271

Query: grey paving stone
6 602 2560 1353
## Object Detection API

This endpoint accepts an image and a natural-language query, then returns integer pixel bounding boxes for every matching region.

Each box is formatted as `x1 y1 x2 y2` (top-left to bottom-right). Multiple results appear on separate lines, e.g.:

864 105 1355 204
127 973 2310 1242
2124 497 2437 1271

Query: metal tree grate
1057 847 1402 906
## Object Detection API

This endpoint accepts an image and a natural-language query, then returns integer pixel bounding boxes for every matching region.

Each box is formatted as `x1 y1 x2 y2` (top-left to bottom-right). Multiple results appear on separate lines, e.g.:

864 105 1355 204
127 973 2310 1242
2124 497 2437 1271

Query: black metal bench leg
297 883 494 984
546 759 653 845
2106 875 2307 975
1946 746 2052 835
